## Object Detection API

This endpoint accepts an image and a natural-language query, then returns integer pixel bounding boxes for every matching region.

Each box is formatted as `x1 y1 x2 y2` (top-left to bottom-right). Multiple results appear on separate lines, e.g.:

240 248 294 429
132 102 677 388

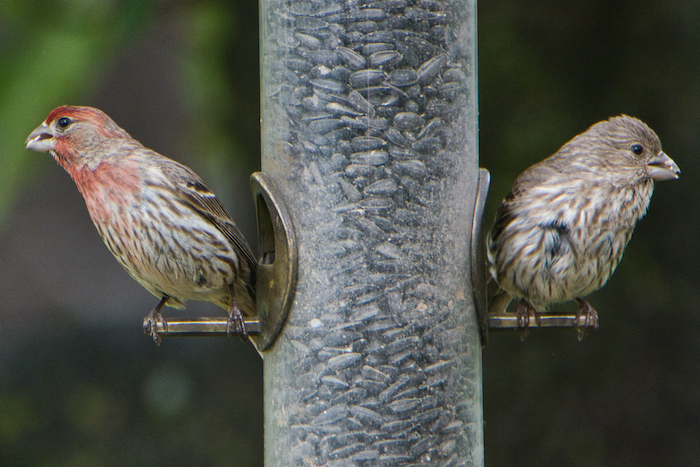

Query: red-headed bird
26 106 257 344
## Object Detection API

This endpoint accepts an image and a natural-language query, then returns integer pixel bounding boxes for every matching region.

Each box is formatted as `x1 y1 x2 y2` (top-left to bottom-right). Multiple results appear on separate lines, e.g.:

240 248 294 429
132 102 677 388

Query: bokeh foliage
0 0 157 223
480 1 700 466
0 1 263 466
0 324 262 467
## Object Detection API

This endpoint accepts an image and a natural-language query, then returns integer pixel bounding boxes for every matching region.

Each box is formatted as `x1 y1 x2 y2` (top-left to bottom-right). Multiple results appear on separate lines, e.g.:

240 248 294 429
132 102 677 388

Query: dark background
0 1 697 466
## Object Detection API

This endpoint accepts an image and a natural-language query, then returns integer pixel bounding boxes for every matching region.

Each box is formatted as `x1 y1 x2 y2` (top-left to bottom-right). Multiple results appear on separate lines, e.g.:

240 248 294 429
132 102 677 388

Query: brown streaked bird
487 115 679 336
26 106 257 344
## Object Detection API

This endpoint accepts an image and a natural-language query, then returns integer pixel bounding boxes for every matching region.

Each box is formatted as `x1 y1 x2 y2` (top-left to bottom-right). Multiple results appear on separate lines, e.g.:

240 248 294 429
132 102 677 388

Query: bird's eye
57 117 72 128
630 144 644 155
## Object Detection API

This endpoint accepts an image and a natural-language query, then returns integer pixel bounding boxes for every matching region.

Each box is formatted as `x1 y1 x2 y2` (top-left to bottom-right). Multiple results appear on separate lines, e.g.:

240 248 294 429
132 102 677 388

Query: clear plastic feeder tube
260 0 482 465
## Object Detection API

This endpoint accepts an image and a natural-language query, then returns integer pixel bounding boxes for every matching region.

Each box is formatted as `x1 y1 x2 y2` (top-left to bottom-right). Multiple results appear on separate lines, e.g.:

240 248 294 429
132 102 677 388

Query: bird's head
25 106 131 170
585 115 680 184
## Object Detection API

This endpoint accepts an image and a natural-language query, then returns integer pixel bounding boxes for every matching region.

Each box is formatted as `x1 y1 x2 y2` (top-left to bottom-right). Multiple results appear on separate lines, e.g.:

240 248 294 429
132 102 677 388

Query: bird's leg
574 298 599 341
227 284 248 338
143 296 169 345
516 299 541 339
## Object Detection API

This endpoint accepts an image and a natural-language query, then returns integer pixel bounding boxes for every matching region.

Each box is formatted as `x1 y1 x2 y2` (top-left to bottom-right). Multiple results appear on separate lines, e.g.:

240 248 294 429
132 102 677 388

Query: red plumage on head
46 106 128 140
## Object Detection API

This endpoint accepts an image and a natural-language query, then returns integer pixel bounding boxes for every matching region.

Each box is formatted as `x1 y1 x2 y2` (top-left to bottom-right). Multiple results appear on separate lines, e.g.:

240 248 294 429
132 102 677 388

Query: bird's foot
143 310 164 345
227 298 248 339
574 298 599 341
143 296 169 345
516 300 541 340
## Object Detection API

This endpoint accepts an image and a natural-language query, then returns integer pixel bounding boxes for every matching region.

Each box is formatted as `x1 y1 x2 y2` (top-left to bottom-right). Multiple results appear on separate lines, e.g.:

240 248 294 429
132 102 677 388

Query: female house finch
487 115 680 333
25 106 257 344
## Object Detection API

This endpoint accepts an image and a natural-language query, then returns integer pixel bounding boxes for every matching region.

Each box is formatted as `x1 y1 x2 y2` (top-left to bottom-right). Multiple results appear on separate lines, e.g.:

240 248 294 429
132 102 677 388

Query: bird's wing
489 161 562 243
160 159 258 272
508 161 562 196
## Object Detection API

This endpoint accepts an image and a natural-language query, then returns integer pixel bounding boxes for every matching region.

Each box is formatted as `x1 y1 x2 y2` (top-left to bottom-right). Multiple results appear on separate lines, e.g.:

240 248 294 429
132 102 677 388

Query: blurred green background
0 0 697 466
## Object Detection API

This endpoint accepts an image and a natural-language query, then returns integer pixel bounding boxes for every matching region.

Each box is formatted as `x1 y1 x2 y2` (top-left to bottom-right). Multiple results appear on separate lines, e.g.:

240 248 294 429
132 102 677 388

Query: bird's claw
143 309 164 345
574 298 599 341
227 306 248 339
226 287 248 339
143 296 169 345
516 300 540 340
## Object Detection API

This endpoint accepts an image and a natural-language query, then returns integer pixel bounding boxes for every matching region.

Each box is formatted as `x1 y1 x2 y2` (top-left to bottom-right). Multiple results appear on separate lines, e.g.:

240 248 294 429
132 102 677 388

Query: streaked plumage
487 115 679 333
26 106 256 343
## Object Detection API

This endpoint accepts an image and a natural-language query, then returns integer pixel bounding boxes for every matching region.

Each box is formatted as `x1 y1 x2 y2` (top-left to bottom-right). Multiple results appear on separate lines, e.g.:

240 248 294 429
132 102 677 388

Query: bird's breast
71 161 143 226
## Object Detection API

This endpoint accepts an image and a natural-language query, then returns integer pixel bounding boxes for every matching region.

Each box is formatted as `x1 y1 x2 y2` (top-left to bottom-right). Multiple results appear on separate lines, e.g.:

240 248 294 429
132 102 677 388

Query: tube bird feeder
259 0 483 465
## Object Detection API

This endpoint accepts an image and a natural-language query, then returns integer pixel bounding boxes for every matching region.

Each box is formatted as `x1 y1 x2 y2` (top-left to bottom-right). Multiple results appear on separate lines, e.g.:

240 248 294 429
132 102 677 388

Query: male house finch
487 115 680 333
26 106 257 344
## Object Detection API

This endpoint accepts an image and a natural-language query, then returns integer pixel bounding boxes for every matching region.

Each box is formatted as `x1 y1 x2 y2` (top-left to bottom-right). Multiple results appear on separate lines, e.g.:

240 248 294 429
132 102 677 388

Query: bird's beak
647 151 680 181
25 122 55 153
